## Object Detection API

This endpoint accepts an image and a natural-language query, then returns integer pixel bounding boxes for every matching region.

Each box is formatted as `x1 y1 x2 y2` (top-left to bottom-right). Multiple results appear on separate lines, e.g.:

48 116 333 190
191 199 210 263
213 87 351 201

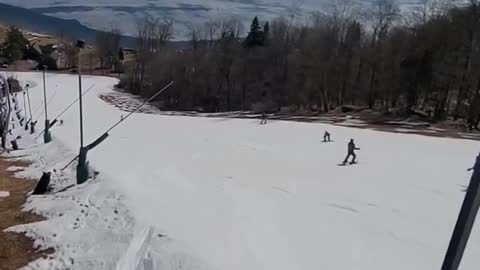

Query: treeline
0 27 28 63
117 0 480 128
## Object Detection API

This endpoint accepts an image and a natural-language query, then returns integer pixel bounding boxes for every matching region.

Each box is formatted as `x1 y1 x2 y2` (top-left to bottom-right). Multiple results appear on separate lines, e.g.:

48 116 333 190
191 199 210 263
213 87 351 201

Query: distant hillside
0 2 139 47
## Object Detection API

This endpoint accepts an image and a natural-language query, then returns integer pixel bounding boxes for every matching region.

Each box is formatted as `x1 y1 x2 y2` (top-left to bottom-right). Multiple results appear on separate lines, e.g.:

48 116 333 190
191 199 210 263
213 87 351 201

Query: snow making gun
34 84 96 140
62 81 174 171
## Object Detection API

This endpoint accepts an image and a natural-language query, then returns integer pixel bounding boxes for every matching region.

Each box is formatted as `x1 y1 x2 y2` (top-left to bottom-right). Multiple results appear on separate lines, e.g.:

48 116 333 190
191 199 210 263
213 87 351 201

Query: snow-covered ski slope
4 72 480 270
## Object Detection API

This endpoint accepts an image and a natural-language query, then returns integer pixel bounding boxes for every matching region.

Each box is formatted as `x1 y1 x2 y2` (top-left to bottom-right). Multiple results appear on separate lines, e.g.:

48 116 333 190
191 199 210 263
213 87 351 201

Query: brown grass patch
0 158 52 270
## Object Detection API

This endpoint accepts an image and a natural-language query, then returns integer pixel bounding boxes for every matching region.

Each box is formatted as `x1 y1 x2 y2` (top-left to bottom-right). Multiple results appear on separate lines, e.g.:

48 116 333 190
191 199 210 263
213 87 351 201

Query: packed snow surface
3 71 480 270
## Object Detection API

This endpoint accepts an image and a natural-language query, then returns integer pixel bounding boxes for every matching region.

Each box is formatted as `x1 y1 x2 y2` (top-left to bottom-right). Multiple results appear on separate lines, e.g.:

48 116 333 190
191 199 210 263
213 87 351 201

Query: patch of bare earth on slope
0 158 52 270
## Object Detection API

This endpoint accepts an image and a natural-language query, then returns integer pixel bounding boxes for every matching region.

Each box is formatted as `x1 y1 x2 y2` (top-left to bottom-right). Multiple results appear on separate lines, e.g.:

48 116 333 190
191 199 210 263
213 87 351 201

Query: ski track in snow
1 71 480 270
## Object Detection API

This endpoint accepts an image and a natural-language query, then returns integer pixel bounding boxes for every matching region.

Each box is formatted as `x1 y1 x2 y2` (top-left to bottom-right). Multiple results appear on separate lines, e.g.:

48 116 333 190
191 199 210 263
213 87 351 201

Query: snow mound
7 165 25 171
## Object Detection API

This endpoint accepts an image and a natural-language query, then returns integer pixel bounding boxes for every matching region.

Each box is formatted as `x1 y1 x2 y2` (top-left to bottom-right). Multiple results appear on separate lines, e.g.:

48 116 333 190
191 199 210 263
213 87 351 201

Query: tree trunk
241 83 246 111
322 71 329 112
368 68 376 109
454 31 475 119
352 61 363 105
434 87 450 121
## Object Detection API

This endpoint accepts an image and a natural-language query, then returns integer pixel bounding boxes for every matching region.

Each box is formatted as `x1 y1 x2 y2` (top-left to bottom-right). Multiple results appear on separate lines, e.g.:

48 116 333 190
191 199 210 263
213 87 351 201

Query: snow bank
7 165 25 171
3 72 209 270
2 71 480 270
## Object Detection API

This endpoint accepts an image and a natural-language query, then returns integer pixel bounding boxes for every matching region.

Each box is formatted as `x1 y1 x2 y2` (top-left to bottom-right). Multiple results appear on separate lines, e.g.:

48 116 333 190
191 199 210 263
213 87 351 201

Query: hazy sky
0 0 423 39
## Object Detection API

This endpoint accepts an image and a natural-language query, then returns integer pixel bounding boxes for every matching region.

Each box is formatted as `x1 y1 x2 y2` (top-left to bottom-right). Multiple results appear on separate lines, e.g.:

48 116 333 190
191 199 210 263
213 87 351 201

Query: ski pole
23 91 28 130
34 84 95 140
23 92 27 115
26 85 33 123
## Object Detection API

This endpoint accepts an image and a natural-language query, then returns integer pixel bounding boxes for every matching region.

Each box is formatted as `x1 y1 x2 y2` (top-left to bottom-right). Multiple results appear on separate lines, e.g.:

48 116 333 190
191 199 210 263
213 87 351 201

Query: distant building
25 33 58 47
119 48 136 63
116 47 137 73
48 46 68 69
26 41 69 70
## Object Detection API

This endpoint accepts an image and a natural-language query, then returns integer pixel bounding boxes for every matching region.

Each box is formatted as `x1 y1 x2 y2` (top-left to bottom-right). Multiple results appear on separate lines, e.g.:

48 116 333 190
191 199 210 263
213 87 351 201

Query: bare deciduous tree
116 3 480 129
134 17 173 94
96 27 121 74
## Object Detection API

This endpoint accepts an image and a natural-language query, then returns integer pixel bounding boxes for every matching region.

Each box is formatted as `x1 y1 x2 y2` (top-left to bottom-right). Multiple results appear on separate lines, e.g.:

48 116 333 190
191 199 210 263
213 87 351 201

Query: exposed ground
0 158 50 270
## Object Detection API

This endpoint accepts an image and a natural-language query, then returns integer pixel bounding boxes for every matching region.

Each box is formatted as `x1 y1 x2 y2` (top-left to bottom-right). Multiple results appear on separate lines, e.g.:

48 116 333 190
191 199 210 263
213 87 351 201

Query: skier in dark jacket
343 139 359 164
260 112 267 125
323 131 331 142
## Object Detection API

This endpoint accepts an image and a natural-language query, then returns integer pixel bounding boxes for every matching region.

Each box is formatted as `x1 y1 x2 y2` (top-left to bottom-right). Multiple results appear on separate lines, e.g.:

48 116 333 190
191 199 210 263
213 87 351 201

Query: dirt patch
0 158 50 270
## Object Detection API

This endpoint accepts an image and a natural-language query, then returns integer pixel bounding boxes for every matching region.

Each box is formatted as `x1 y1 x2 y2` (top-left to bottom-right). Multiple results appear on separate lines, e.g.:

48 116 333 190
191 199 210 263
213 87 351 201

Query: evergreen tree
3 27 28 63
263 22 270 45
37 55 58 70
251 16 261 33
245 16 264 48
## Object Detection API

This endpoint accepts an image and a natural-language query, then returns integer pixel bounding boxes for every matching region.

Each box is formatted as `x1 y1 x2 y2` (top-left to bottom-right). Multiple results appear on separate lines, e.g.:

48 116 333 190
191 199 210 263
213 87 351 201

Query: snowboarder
343 139 360 165
323 131 331 142
260 112 268 125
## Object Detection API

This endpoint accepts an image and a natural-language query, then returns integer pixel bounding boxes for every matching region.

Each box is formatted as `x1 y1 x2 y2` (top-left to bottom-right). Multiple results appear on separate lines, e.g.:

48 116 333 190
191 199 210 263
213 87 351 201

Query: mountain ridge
0 2 140 47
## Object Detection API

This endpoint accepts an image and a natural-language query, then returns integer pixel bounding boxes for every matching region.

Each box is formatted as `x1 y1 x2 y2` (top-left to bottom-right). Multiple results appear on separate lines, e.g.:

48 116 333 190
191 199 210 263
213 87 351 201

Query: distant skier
260 112 267 125
323 131 331 142
343 139 360 165
30 120 37 134
12 93 19 111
